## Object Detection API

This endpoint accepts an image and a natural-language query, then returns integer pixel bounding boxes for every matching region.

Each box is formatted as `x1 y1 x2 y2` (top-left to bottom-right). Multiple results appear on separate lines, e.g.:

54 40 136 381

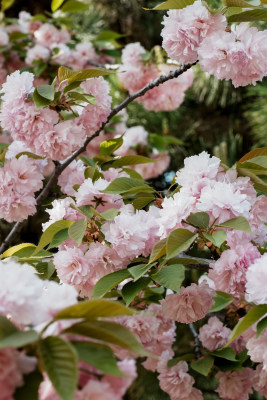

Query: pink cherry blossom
253 364 267 398
161 1 227 64
199 316 231 351
58 160 85 196
78 77 112 136
208 243 260 299
216 368 254 400
76 177 123 212
246 253 267 305
161 283 215 324
25 44 50 66
0 348 24 399
158 359 195 400
102 359 137 398
34 23 70 48
246 329 267 370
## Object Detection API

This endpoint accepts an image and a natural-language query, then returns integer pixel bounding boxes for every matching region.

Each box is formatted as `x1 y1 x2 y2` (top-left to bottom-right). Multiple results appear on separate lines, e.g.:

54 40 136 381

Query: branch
0 62 194 253
189 323 202 359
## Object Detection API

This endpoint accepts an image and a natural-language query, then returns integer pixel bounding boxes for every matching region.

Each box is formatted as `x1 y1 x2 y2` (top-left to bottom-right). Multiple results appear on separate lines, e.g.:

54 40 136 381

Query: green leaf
38 336 78 400
68 68 114 84
68 91 97 105
166 229 198 259
257 316 267 337
68 218 87 246
227 304 267 344
171 257 209 265
51 0 65 12
149 238 167 263
102 177 149 194
151 264 185 293
16 151 45 160
212 347 237 361
186 212 210 229
71 204 93 219
102 155 154 170
54 299 134 320
1 0 15 11
210 291 234 312
191 356 214 376
122 277 151 306
93 269 131 298
61 0 88 12
36 85 54 101
34 261 55 280
203 230 227 248
33 220 74 255
58 66 75 83
14 369 43 400
96 30 126 41
72 341 124 376
122 168 144 181
217 216 252 233
100 136 124 156
149 0 195 10
132 193 155 210
9 31 29 42
228 8 267 21
0 315 38 348
64 320 148 356
129 264 152 281
224 0 255 7
1 242 36 258
32 88 52 109
101 208 119 220
47 228 69 250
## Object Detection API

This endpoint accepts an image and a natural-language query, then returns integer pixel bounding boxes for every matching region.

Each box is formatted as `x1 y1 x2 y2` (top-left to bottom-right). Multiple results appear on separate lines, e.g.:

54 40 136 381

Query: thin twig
0 62 195 253
189 323 202 359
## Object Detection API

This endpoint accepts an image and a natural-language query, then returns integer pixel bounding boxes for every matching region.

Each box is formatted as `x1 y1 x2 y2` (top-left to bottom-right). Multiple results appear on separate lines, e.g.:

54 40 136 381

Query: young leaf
227 304 267 344
151 264 185 293
61 0 88 12
47 228 69 250
149 238 167 263
68 68 114 83
228 8 267 21
122 277 151 306
129 264 152 281
58 66 75 83
149 0 195 10
257 315 267 337
210 291 234 312
102 177 149 194
32 88 52 109
33 220 74 255
217 216 252 233
212 347 237 361
191 356 214 376
54 299 134 320
186 212 210 229
1 243 36 258
72 341 124 376
93 269 131 298
36 85 54 101
101 208 119 220
100 136 124 156
38 336 78 400
166 229 198 259
203 231 227 248
68 218 87 247
51 0 65 12
238 147 267 163
68 91 97 105
102 155 154 170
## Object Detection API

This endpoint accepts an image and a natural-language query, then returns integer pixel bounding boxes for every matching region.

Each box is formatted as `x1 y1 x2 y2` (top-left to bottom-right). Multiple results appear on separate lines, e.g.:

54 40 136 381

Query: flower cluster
119 42 194 110
161 1 267 87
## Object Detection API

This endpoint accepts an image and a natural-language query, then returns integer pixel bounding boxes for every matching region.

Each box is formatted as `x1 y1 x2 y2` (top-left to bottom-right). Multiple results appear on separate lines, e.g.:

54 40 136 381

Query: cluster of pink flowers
0 153 44 222
161 1 267 87
119 42 194 111
0 71 111 160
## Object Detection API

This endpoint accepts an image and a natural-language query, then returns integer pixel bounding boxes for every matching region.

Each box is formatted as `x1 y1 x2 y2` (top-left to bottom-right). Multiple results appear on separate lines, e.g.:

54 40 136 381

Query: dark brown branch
189 323 202 359
0 62 195 254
